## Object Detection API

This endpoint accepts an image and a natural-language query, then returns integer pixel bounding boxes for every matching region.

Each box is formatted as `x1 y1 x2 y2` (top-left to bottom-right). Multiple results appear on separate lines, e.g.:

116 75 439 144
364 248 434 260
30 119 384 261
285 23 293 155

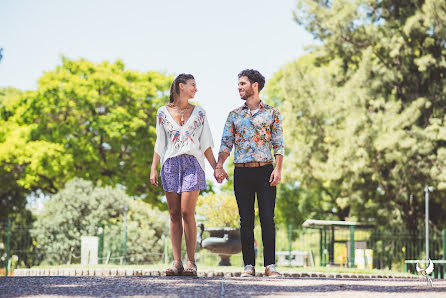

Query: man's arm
216 152 230 168
214 152 230 183
269 108 284 186
269 154 283 186
215 112 234 183
274 154 283 171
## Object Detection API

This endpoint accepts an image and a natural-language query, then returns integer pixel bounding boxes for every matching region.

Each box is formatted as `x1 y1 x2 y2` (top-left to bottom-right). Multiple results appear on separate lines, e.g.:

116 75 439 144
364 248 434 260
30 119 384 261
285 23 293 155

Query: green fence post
288 224 292 266
162 222 169 264
5 219 11 276
98 222 104 264
105 251 111 265
443 229 446 279
350 225 355 268
330 226 334 265
122 206 128 265
323 226 327 267
309 249 315 267
319 229 323 266
68 248 73 265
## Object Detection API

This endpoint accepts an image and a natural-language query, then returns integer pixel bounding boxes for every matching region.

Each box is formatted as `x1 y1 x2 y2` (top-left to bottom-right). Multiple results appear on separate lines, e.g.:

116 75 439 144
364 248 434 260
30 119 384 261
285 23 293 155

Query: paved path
1 276 446 297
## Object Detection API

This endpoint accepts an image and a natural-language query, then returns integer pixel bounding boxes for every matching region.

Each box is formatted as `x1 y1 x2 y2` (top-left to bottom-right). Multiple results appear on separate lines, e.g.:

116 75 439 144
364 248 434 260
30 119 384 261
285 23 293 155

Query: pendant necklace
179 105 189 125
180 109 185 123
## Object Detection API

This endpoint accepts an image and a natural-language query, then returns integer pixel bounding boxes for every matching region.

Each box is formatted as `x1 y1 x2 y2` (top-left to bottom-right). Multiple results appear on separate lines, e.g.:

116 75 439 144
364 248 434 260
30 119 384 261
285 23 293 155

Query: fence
2 219 446 278
274 225 446 278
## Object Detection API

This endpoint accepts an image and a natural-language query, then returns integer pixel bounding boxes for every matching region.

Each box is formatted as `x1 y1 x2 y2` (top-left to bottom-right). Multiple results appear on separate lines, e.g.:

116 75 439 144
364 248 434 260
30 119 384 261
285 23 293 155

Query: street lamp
424 186 434 260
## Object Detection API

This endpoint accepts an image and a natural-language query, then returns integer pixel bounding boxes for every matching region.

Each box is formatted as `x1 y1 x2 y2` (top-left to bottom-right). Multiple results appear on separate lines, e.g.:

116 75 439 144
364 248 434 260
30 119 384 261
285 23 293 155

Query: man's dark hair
238 69 265 92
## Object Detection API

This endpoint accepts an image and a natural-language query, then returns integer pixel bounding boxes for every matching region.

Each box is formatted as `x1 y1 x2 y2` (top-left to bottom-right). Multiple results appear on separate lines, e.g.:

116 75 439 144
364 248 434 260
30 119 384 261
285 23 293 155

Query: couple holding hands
150 69 284 277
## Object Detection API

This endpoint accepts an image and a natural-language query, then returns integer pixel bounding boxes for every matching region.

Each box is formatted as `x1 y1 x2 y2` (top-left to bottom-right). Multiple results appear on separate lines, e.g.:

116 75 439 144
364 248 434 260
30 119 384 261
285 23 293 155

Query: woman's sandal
166 260 184 276
182 261 197 277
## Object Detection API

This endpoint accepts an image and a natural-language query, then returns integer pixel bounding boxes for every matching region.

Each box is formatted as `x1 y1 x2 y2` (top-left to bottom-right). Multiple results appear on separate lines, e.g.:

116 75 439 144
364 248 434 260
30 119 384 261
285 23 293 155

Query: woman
150 73 222 276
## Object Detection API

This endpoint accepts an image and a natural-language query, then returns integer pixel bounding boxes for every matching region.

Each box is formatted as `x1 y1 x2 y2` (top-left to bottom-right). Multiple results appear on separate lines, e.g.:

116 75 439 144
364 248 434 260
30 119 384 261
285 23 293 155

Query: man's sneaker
265 264 281 277
240 264 255 277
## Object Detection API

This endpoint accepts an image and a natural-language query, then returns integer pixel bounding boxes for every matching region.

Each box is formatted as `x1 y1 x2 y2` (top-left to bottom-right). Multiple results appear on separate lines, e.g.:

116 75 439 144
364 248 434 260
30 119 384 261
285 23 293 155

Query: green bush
196 193 240 228
31 178 168 265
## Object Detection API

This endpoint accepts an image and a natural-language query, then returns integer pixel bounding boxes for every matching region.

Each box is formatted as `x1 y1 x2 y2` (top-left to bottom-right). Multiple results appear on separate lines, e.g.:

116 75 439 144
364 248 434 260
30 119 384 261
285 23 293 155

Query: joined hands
214 167 229 184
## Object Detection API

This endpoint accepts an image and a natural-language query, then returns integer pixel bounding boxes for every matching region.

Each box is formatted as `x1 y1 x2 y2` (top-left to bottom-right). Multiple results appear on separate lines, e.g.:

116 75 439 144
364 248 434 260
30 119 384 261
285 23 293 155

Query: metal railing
2 219 446 277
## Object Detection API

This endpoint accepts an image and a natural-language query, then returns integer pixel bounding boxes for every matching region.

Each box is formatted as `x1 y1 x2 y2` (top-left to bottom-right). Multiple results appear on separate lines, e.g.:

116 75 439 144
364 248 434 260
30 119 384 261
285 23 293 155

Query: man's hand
150 167 159 187
269 167 282 186
214 168 229 184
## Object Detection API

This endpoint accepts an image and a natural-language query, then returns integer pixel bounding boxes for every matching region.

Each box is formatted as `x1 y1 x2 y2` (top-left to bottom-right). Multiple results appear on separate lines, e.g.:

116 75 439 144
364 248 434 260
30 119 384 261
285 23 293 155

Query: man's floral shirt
219 100 284 163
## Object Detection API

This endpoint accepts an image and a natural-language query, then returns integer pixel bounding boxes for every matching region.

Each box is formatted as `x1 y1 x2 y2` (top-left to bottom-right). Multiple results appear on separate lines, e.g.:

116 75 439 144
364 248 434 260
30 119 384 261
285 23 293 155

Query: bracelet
215 166 223 169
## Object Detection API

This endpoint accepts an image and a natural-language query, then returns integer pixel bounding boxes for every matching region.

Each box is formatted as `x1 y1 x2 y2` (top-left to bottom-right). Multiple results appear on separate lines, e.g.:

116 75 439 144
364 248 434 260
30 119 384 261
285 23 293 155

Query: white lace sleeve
154 109 167 159
199 110 214 153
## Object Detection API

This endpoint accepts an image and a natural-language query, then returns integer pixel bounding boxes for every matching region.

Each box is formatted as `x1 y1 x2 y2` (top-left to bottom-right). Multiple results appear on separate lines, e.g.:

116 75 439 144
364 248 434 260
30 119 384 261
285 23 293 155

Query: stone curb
12 268 421 279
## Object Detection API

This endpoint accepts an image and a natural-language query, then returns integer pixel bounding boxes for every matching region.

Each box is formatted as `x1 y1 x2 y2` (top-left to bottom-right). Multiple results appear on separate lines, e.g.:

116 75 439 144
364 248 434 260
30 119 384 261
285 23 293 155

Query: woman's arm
151 108 166 187
205 148 228 183
150 152 161 187
204 147 217 170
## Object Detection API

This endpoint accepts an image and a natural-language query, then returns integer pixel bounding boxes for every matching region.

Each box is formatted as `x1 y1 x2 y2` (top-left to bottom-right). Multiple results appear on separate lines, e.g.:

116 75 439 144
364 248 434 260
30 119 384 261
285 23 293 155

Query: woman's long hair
168 73 195 106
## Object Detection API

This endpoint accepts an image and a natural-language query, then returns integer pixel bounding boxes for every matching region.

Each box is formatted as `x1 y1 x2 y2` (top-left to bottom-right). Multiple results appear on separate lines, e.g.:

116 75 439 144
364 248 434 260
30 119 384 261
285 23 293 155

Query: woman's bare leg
166 192 182 261
180 190 200 262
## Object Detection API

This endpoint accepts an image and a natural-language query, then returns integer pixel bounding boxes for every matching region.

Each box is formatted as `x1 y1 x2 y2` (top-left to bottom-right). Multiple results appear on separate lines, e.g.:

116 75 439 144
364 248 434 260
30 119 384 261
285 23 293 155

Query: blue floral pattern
219 101 284 163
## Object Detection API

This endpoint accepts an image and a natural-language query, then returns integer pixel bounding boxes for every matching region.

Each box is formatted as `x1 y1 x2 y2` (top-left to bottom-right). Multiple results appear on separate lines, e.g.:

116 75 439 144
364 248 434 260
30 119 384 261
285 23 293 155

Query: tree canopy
266 0 446 231
0 58 172 207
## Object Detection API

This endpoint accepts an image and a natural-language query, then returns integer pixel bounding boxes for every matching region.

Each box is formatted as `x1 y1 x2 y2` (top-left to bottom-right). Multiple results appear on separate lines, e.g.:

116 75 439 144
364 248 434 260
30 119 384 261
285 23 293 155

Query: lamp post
424 186 434 260
121 205 128 265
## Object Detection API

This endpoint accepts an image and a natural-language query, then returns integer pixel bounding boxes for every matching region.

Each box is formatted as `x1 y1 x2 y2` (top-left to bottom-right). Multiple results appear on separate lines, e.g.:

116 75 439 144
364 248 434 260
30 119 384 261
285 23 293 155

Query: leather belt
234 162 273 168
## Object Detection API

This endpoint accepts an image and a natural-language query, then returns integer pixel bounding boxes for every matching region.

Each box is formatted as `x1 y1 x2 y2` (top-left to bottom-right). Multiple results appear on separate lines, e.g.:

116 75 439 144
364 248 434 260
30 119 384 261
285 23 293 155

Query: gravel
1 276 446 297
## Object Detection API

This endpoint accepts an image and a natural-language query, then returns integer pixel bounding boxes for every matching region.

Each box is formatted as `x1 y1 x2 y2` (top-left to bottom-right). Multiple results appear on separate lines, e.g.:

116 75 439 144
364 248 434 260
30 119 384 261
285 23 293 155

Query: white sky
0 0 314 187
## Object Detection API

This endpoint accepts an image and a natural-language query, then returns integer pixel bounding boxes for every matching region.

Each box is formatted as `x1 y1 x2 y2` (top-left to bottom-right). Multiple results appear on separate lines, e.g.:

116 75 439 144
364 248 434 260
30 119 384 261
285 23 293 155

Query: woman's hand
150 167 159 187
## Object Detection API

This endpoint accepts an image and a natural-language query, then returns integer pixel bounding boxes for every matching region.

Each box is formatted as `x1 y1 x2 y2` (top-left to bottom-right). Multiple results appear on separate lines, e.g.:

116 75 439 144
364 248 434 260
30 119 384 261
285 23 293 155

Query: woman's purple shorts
161 154 206 194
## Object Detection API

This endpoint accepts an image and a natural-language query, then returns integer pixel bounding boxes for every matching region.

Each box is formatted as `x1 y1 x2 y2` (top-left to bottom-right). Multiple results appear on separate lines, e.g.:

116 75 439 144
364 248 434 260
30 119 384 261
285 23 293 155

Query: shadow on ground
1 276 445 297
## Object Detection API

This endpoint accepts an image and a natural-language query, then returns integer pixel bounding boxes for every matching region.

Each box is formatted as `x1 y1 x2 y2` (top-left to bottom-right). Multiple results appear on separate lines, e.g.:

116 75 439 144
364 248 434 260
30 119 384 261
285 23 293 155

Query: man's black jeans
234 164 276 267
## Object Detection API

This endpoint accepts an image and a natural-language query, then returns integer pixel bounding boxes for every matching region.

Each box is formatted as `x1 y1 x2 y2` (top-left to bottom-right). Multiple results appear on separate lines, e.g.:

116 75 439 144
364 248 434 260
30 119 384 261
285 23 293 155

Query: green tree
0 87 26 220
0 58 172 207
0 88 37 268
196 193 240 228
31 178 168 265
267 0 446 231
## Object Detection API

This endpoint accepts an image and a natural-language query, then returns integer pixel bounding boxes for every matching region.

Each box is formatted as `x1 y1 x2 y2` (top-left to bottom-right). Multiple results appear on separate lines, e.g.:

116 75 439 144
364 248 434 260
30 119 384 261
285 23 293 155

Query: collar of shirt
242 100 266 112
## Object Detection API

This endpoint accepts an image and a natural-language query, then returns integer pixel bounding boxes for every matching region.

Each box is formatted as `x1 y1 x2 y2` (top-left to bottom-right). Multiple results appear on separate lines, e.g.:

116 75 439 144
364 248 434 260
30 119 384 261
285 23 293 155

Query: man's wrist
215 162 224 169
274 164 282 171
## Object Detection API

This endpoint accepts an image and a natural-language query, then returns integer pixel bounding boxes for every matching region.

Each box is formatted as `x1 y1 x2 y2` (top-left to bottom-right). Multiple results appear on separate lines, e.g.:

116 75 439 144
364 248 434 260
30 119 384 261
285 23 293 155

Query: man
214 69 284 277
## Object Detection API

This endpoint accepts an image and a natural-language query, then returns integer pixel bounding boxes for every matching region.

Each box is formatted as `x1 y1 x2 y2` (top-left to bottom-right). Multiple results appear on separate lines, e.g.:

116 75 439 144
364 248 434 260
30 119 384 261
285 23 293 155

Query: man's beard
240 88 254 100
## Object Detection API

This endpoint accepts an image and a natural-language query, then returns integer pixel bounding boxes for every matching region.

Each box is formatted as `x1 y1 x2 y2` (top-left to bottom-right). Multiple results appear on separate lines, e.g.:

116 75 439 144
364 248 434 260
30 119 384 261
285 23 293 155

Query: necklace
178 105 190 124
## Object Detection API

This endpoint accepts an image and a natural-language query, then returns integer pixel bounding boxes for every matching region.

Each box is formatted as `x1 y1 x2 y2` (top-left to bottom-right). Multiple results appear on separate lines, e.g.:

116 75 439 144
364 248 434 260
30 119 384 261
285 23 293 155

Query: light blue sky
0 0 313 185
